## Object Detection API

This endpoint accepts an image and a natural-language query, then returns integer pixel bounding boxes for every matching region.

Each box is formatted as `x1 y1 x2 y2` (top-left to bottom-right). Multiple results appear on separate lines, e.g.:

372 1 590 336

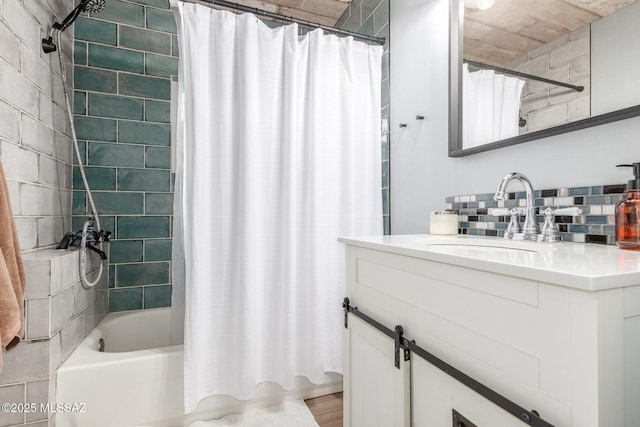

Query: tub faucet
494 172 539 240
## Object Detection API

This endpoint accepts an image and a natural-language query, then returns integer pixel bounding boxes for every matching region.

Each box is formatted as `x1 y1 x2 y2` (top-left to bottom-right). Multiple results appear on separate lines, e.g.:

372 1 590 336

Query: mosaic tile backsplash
446 184 628 245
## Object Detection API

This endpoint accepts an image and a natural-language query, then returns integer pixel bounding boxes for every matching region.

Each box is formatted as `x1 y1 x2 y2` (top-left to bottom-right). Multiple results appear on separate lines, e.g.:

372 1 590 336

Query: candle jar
429 210 459 235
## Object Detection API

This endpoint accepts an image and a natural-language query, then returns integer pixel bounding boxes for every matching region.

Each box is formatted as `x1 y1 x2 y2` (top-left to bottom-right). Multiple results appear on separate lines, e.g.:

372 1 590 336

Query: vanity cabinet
341 235 640 427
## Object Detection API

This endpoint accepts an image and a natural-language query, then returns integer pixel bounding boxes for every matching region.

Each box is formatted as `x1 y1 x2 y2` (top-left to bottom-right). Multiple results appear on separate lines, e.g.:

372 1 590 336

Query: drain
98 338 105 352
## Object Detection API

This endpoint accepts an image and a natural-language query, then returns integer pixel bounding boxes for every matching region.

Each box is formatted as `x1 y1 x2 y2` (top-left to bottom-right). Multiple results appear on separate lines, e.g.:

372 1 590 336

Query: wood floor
305 392 343 427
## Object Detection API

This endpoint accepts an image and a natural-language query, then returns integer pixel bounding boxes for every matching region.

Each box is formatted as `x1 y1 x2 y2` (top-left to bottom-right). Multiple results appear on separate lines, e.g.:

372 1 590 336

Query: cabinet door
412 357 532 427
343 315 410 427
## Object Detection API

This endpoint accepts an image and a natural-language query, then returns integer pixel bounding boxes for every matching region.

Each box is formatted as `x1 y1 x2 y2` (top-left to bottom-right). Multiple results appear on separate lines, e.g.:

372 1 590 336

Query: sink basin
419 237 555 253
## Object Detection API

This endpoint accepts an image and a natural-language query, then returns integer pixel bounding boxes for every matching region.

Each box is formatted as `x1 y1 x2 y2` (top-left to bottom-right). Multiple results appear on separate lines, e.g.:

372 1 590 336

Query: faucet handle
549 207 583 216
490 208 510 216
491 208 524 235
541 207 584 242
506 208 524 234
490 208 524 216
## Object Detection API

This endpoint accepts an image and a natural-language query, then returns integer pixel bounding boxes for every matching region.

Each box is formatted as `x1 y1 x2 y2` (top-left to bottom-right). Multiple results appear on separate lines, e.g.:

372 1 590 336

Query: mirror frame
448 0 640 158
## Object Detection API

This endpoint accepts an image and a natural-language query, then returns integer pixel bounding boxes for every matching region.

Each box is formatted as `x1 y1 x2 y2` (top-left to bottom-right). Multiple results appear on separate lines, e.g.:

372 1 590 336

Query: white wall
390 0 640 234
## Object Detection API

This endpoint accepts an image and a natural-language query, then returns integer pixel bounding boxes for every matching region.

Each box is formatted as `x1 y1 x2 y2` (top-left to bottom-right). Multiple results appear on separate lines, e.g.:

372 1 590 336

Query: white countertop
339 234 640 291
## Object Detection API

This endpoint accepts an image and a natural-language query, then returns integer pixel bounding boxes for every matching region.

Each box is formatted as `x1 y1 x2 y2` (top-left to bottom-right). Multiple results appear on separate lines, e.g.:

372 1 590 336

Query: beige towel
0 161 26 373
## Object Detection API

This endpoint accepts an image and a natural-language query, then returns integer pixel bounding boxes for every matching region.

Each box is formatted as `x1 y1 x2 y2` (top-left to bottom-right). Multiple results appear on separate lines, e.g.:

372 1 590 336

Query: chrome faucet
494 172 539 240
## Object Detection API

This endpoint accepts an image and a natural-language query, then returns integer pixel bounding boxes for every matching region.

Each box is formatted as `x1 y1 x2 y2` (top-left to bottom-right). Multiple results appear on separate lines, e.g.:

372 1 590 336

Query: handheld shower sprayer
42 0 106 53
46 0 110 288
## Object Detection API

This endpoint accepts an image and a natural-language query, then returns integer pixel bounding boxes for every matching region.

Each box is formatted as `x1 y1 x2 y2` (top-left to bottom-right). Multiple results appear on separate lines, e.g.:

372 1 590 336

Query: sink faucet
494 172 539 240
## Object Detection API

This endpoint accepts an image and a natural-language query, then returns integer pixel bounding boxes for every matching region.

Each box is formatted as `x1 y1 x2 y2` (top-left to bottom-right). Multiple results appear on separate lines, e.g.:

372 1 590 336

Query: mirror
449 0 640 157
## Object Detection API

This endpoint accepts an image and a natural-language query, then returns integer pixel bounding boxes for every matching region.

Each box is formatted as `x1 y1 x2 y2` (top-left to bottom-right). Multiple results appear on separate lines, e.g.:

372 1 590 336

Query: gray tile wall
0 0 74 251
0 1 109 426
0 251 108 427
336 0 390 234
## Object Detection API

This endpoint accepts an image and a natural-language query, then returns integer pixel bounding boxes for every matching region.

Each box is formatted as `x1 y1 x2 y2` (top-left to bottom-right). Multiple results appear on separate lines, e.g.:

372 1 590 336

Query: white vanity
340 235 640 427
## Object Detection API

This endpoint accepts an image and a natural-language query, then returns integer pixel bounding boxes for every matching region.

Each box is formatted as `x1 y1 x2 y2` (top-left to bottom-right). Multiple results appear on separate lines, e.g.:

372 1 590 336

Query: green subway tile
128 0 169 9
374 0 389 34
116 262 170 287
378 23 389 51
74 116 117 142
91 192 144 214
109 240 144 263
145 193 173 214
145 100 170 123
98 0 144 27
171 34 178 57
264 20 282 29
74 17 117 45
382 80 389 108
146 8 177 33
88 93 144 120
144 285 172 309
109 287 142 311
382 52 389 81
73 141 87 164
88 142 144 168
119 121 170 145
75 67 117 93
73 166 116 190
88 45 144 74
145 54 178 78
74 41 87 65
72 215 84 232
119 73 170 100
73 215 115 234
73 191 86 215
109 264 115 288
117 216 170 238
120 26 171 55
145 146 171 169
118 169 170 192
145 239 172 261
74 91 86 115
360 15 374 36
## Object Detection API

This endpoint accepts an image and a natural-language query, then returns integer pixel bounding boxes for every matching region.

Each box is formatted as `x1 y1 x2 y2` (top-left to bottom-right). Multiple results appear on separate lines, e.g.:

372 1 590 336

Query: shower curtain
462 63 525 148
173 3 382 412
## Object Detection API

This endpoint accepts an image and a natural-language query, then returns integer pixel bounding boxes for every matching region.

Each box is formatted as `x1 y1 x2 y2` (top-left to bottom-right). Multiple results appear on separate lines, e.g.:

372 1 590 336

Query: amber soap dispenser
615 163 640 250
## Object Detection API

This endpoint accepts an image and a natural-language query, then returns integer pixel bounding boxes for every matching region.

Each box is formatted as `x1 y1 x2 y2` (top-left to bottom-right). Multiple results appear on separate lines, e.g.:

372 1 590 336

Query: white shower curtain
173 3 382 413
462 63 525 148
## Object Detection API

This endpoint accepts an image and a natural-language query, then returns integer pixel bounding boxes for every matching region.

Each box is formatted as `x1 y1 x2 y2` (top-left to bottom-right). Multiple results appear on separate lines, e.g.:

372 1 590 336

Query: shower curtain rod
179 0 386 46
465 59 584 92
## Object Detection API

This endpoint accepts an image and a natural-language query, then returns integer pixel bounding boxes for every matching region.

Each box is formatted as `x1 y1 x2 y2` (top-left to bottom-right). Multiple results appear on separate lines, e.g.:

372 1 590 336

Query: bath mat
186 399 319 427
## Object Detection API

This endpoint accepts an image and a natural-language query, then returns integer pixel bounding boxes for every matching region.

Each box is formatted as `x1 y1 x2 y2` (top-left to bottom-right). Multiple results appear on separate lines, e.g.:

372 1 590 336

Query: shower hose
57 31 105 288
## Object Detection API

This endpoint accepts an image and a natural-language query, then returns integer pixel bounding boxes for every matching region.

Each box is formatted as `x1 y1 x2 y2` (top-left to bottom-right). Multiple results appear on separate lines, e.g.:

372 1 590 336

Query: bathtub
56 307 342 427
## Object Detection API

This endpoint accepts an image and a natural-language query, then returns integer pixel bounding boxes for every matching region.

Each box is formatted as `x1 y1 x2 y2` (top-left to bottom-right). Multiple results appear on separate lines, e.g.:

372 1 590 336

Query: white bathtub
56 307 342 427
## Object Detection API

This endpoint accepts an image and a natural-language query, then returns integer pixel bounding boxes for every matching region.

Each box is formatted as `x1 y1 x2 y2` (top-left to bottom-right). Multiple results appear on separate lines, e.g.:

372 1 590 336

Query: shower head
42 0 106 53
83 0 106 13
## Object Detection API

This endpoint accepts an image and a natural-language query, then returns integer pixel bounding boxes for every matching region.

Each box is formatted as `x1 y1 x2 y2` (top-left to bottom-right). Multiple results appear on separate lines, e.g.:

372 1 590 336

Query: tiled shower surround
447 184 627 245
73 0 177 312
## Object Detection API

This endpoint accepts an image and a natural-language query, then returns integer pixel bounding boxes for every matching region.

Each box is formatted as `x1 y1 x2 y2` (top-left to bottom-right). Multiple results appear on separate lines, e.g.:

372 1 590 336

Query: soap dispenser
615 163 640 250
